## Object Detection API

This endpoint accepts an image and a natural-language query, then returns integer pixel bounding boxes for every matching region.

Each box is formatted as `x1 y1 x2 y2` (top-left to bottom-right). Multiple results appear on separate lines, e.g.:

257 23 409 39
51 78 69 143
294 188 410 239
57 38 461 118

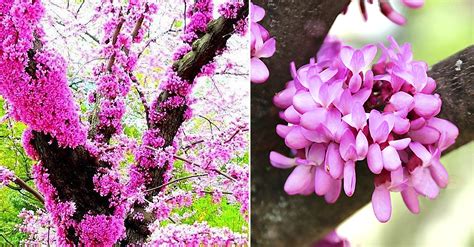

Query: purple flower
351 0 424 25
250 3 276 83
271 36 458 222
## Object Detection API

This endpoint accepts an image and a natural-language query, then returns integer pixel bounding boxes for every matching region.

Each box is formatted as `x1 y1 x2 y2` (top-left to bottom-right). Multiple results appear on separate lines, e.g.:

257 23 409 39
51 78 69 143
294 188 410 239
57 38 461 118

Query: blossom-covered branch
0 166 44 204
124 1 249 242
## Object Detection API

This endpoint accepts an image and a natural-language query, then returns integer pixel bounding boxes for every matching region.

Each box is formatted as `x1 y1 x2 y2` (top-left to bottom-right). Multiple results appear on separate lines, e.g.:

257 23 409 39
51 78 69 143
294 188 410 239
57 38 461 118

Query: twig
198 115 221 131
12 176 45 204
0 234 13 246
173 155 237 182
145 173 207 192
224 128 249 144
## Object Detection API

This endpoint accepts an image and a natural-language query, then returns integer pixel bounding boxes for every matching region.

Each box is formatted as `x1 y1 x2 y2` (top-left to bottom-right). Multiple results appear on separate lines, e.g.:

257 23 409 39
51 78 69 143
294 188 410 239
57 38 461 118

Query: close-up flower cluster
270 36 458 222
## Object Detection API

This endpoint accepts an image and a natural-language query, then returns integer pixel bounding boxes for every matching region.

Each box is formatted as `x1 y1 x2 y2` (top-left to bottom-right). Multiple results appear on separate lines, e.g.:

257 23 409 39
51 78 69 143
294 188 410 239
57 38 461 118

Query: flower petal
368 143 383 174
350 49 365 73
339 130 357 161
283 106 301 124
255 38 276 58
250 58 269 83
388 138 411 150
429 159 449 188
293 91 318 114
340 46 355 70
269 151 296 169
273 83 296 109
344 160 356 196
276 124 291 139
284 165 313 195
389 91 414 111
411 167 439 199
372 186 392 223
348 74 362 93
382 146 402 171
300 108 327 131
362 44 377 66
324 178 342 204
315 166 332 196
409 142 431 166
408 125 440 145
413 93 441 118
356 130 368 158
285 127 311 149
401 187 420 214
307 143 326 166
326 142 344 179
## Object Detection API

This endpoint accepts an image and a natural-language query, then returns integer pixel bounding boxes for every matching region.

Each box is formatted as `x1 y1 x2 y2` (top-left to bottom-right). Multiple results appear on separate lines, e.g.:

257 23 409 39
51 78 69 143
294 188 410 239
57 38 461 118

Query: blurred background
329 0 473 246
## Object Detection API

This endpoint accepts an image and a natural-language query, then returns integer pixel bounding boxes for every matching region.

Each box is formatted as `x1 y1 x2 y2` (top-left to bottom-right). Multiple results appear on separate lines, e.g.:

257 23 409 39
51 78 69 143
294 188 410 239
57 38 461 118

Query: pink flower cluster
0 0 86 149
351 0 424 25
91 0 157 141
0 166 14 187
250 2 275 83
22 128 39 159
76 214 125 247
32 162 77 245
182 0 214 43
270 36 458 222
33 161 127 245
179 118 249 218
18 209 56 246
149 222 247 246
218 0 244 19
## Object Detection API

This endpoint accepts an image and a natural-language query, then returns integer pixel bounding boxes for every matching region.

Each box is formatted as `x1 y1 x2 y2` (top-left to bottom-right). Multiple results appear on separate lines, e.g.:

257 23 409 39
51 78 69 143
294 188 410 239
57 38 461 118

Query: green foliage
0 99 41 245
169 195 247 233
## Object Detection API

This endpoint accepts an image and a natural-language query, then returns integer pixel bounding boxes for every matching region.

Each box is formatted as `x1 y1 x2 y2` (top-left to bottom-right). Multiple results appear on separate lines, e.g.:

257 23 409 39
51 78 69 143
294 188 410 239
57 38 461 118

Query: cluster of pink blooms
90 0 158 141
0 166 14 187
131 0 245 198
250 2 275 83
180 118 249 217
149 222 247 246
32 162 78 245
270 36 458 222
0 0 87 148
218 0 244 19
17 209 55 245
182 0 213 43
349 0 424 25
33 160 127 246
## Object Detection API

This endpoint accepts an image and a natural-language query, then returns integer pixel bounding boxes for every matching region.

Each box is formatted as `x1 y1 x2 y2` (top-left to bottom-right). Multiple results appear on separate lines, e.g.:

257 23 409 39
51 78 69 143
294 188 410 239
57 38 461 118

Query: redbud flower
351 0 424 25
250 2 276 83
0 166 15 187
271 36 458 222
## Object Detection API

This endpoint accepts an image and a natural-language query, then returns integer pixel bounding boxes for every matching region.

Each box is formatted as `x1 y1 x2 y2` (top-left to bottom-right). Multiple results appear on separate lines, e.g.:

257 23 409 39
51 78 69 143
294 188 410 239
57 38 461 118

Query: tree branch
12 175 45 204
250 0 474 245
123 4 249 242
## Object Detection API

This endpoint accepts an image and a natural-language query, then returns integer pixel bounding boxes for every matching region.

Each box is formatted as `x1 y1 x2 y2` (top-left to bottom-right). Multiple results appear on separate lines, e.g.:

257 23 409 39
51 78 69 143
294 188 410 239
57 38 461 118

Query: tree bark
250 0 474 245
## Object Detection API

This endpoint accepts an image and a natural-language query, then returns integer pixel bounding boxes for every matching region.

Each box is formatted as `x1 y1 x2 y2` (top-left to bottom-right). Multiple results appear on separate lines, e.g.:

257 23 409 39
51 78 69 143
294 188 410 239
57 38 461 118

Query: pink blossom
0 166 15 187
271 36 458 222
250 2 276 83
351 0 424 25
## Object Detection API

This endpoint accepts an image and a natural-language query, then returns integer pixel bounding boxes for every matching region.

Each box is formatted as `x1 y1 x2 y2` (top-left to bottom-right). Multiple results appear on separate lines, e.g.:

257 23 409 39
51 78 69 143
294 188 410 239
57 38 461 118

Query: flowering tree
0 0 249 245
251 0 473 246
